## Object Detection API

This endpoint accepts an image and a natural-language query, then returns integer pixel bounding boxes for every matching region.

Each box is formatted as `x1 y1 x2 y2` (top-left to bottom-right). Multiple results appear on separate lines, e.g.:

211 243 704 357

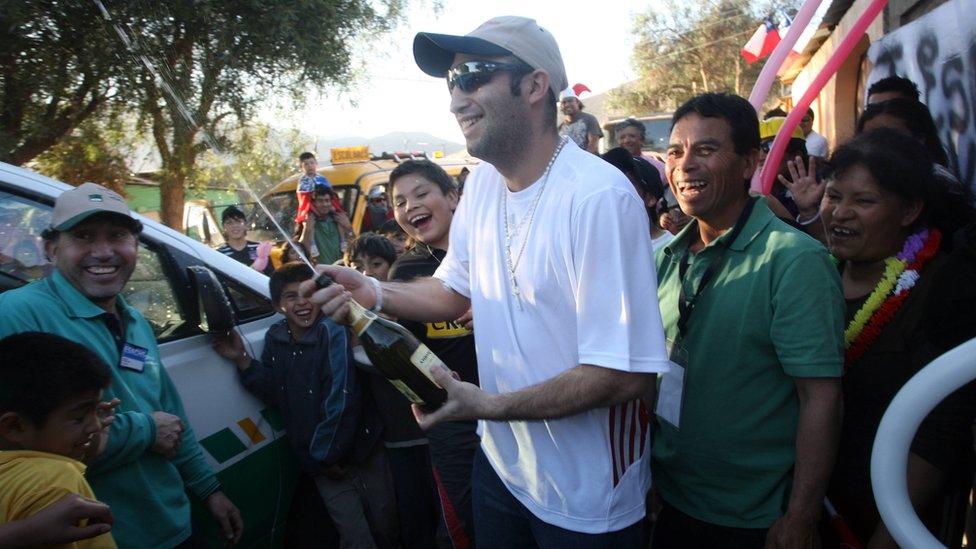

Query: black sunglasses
447 61 529 93
760 140 774 153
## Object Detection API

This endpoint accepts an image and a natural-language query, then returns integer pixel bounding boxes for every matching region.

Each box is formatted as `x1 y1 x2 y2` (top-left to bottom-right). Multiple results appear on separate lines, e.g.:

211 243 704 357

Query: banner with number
867 0 976 194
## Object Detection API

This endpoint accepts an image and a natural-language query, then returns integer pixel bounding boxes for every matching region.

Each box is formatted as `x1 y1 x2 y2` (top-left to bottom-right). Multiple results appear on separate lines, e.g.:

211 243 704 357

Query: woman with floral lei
822 128 976 548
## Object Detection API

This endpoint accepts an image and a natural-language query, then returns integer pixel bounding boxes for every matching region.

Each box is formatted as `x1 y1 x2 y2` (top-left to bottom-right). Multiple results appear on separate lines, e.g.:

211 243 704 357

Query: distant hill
312 131 466 159
126 128 466 173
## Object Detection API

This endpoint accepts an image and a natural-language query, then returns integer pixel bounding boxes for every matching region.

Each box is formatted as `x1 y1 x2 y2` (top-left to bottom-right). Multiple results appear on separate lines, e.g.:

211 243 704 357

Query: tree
107 0 406 228
0 1 129 165
612 0 792 114
30 117 131 195
189 123 306 197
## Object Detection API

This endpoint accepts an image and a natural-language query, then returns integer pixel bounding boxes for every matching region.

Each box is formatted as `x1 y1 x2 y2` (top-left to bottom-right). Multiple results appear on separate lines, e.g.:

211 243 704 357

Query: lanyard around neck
676 197 757 339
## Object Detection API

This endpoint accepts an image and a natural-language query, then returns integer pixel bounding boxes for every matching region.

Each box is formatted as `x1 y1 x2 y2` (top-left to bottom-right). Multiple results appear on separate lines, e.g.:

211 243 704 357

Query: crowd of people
1 12 975 549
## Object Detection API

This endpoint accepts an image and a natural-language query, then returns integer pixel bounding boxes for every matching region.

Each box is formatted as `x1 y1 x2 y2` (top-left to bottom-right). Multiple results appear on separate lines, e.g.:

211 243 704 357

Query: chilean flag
741 17 782 64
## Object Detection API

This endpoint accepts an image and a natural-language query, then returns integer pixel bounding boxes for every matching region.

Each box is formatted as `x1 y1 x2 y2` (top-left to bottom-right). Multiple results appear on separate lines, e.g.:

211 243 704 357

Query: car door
0 170 297 547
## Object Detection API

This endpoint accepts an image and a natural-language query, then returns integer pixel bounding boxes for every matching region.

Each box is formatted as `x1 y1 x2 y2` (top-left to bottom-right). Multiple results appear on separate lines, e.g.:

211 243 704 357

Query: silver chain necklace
502 136 568 310
424 243 442 265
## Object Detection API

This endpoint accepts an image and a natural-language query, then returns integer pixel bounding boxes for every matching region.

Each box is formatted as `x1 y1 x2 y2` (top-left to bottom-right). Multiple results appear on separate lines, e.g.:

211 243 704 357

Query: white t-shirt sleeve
433 185 472 298
807 132 829 157
572 187 670 374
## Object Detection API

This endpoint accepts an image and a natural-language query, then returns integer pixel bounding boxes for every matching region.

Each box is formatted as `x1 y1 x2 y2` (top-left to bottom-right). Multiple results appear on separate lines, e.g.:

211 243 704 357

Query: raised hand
779 156 824 221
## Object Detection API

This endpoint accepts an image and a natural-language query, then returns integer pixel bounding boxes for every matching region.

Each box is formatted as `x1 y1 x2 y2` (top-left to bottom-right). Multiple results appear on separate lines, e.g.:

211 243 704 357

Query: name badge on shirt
120 343 149 372
655 339 688 430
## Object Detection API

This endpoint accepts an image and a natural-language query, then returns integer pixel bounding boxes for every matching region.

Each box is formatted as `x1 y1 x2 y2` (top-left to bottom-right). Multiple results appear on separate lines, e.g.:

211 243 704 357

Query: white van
0 162 295 546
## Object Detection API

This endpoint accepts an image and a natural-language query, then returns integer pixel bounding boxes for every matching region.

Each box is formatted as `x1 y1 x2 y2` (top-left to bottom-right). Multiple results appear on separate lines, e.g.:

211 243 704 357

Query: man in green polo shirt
0 183 243 548
651 94 844 548
298 185 352 265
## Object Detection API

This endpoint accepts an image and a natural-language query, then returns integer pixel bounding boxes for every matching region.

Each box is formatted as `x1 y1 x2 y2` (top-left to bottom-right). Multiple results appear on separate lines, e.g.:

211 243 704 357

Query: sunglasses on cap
447 61 530 93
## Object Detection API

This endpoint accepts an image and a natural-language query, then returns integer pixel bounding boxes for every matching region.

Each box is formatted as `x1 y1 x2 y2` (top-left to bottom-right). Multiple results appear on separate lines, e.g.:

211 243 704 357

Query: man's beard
467 111 527 167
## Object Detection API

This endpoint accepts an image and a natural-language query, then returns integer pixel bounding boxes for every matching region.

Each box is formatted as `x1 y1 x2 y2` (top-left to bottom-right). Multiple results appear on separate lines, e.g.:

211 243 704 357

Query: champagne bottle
316 273 447 408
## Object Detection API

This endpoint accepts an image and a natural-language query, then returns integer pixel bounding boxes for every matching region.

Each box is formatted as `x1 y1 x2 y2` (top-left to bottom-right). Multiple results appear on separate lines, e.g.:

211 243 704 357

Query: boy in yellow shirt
0 332 116 548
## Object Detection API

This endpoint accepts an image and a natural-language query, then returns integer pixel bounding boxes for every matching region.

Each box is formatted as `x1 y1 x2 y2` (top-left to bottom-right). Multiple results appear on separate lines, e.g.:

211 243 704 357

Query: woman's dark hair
389 160 457 196
600 147 636 177
0 332 111 426
857 98 948 166
347 233 397 266
827 128 959 233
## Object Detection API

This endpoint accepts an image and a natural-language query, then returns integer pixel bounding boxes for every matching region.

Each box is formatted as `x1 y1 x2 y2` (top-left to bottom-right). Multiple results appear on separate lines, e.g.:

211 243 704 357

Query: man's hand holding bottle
300 264 375 325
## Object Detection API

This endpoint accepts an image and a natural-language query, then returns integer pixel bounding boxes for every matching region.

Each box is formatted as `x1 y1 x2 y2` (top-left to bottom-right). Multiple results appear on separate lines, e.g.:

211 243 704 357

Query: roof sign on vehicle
331 146 372 164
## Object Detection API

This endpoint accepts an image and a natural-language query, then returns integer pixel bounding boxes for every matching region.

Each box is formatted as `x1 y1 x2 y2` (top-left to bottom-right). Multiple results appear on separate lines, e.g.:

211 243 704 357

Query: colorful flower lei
843 257 905 347
844 227 942 366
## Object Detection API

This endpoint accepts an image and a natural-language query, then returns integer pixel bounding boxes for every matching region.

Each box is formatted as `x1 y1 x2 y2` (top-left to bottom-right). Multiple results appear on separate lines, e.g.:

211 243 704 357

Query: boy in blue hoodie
213 262 397 548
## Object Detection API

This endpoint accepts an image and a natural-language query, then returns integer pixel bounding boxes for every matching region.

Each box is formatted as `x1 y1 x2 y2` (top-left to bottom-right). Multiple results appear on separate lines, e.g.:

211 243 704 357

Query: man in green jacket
0 183 243 548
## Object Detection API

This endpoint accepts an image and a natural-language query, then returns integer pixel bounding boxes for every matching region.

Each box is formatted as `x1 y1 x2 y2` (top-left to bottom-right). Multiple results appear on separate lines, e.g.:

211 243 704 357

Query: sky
258 0 659 146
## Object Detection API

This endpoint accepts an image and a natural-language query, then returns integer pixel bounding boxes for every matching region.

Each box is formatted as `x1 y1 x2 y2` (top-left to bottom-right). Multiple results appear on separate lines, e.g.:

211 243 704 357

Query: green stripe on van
199 428 247 463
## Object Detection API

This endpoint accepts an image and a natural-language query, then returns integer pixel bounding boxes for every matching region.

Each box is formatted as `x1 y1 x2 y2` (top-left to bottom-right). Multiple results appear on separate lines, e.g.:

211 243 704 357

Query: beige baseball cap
413 16 568 99
51 182 138 231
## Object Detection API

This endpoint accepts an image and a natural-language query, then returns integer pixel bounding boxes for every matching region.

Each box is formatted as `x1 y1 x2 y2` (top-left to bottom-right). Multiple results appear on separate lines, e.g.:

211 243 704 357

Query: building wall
789 0 886 154
885 0 950 29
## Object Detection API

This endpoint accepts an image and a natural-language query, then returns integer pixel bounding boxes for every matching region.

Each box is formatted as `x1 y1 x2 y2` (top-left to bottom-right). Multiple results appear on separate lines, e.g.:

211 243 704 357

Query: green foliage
0 0 131 165
110 0 408 227
30 118 131 195
612 0 793 114
189 123 305 197
4 0 408 228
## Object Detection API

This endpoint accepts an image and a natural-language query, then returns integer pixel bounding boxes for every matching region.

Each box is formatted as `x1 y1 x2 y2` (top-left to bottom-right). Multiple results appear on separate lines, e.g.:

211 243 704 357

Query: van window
0 190 53 290
124 243 192 340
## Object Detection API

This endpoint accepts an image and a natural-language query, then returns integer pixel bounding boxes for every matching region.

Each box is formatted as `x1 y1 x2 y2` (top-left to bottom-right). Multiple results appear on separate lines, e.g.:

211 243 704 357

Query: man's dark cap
221 206 246 223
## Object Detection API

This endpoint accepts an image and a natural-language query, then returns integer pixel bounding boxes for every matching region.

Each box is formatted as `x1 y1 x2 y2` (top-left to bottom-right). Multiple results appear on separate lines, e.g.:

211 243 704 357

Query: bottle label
410 344 446 386
352 308 376 336
389 379 424 405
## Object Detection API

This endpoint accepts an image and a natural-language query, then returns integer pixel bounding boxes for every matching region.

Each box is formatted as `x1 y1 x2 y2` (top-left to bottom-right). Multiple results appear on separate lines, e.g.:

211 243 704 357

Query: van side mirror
186 266 236 333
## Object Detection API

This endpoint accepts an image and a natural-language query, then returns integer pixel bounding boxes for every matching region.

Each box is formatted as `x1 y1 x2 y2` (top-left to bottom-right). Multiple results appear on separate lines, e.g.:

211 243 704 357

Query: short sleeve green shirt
652 198 844 528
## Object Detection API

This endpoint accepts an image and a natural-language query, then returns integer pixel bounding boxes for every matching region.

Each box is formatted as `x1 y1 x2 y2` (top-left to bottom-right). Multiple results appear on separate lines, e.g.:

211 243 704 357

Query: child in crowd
212 263 397 548
347 233 397 282
215 206 273 275
0 332 116 549
386 159 480 548
294 152 345 225
378 219 409 256
346 229 439 546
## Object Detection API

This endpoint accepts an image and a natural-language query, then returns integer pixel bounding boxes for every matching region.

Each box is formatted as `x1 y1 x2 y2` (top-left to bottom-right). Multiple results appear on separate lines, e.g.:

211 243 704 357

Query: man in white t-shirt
800 108 828 158
306 16 669 546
